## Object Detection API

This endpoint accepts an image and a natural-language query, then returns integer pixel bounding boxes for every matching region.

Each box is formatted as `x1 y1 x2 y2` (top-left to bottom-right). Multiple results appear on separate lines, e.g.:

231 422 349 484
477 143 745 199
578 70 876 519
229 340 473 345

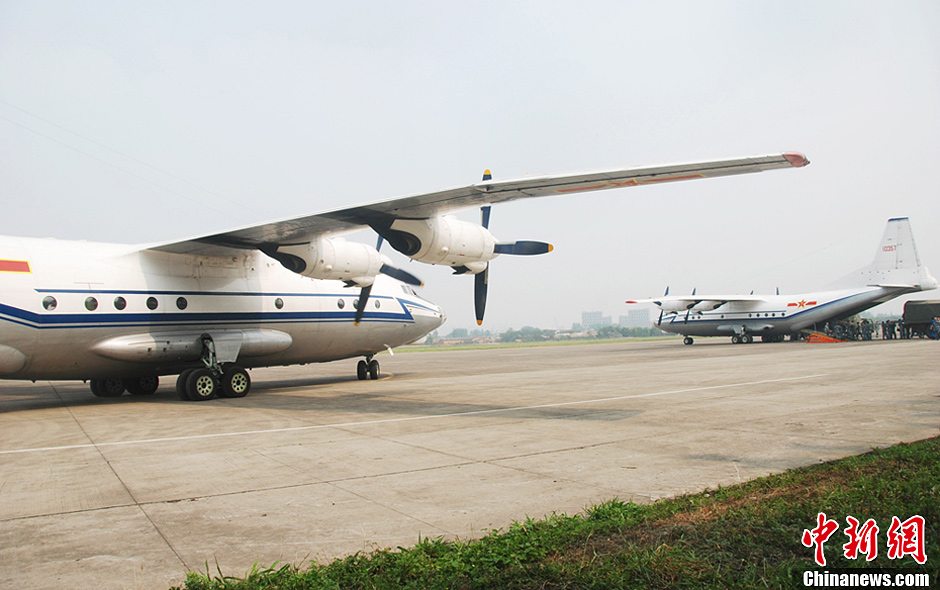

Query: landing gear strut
357 355 380 380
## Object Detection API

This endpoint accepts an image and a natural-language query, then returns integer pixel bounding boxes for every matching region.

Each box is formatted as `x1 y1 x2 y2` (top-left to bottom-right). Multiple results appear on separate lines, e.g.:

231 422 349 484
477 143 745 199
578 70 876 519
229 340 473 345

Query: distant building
581 311 612 328
619 309 651 328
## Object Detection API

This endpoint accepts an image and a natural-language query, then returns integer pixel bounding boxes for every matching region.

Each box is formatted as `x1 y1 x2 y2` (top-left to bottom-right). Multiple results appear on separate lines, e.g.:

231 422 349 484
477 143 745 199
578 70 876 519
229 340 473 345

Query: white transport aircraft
0 153 808 401
627 217 937 345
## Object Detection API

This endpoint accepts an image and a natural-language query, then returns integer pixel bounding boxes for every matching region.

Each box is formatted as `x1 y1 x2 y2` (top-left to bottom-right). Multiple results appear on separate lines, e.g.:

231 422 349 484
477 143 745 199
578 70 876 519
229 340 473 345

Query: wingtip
783 152 810 167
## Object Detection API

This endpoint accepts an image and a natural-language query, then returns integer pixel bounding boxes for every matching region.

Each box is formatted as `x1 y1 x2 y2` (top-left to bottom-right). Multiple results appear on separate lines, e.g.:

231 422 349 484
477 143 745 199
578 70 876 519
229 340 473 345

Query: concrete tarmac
1 338 937 589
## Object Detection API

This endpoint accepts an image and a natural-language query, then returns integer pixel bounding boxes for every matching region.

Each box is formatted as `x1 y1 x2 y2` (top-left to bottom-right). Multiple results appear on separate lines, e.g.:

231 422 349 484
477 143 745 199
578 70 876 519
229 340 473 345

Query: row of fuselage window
38 295 381 312
681 311 787 321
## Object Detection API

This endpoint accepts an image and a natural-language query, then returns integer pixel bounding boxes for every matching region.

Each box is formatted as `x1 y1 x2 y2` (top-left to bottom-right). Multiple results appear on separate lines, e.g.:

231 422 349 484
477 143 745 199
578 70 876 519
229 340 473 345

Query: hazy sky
2 1 938 332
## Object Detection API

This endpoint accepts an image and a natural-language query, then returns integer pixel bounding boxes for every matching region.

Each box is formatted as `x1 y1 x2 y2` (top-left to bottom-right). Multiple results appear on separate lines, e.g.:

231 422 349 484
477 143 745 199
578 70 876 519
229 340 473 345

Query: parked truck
902 300 940 338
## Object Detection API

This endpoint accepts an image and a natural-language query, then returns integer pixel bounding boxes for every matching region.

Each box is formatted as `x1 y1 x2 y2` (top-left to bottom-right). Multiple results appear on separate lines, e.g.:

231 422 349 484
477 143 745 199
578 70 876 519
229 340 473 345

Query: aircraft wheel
742 334 753 344
368 359 380 380
92 378 126 397
220 365 251 398
176 369 196 400
127 376 159 395
357 360 368 380
731 335 741 344
186 369 218 401
683 337 694 345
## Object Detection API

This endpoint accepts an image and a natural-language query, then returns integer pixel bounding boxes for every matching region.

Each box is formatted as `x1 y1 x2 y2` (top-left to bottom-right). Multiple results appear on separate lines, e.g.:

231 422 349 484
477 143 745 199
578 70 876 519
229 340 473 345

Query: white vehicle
0 153 808 400
628 217 936 345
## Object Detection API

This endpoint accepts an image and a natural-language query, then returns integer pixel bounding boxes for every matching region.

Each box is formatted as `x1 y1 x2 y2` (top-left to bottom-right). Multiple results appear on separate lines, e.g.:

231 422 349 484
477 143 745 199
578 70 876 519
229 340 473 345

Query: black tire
127 376 159 395
368 359 380 380
185 369 218 401
683 337 693 345
177 369 196 400
220 365 251 398
743 334 753 344
93 378 126 397
357 360 368 380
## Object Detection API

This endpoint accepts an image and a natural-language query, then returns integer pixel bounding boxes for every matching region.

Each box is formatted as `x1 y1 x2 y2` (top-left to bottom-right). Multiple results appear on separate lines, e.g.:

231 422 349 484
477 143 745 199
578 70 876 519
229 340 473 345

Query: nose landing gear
357 355 380 380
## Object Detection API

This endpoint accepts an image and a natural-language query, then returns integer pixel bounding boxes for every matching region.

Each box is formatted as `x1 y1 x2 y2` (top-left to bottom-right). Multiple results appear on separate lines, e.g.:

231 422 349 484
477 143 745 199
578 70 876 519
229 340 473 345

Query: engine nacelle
655 300 698 314
381 216 497 273
275 238 384 286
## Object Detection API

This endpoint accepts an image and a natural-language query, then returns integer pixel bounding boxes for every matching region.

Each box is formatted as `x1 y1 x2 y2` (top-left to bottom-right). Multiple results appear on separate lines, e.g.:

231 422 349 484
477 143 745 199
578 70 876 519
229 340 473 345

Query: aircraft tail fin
843 218 937 291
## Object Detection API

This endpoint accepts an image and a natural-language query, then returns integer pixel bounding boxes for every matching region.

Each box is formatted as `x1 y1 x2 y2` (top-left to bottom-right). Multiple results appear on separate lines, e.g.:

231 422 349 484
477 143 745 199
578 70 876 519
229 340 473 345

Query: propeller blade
684 308 691 324
379 264 423 287
493 241 554 256
481 205 491 229
664 286 670 296
376 235 385 251
657 309 663 326
474 264 489 325
354 284 373 326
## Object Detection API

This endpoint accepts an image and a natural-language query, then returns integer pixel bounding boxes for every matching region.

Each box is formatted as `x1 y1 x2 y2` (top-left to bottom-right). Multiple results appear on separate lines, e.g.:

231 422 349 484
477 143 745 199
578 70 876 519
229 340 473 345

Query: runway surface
1 338 937 589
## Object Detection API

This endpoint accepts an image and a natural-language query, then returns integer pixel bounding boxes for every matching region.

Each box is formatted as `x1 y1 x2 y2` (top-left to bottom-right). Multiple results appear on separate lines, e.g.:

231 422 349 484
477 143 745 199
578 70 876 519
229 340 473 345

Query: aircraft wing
147 152 808 257
626 294 767 305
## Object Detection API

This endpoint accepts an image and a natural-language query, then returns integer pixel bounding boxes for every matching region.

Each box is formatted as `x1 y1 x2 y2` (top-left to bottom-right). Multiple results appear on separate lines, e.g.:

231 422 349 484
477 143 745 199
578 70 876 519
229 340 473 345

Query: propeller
683 288 697 324
355 235 423 325
656 286 669 326
472 174 554 325
475 205 492 326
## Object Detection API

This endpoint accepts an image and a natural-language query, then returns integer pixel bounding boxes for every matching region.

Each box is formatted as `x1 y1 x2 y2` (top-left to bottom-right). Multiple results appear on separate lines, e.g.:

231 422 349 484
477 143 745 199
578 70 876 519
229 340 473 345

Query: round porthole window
374 300 381 309
85 297 98 311
42 296 57 311
337 299 345 309
113 296 127 310
176 297 188 310
275 297 284 309
147 297 159 310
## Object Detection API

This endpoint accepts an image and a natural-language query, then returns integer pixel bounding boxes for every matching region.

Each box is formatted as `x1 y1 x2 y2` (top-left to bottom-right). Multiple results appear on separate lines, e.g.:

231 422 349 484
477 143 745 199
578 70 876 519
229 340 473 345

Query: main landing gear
175 336 252 401
683 336 694 345
731 333 753 344
357 355 380 380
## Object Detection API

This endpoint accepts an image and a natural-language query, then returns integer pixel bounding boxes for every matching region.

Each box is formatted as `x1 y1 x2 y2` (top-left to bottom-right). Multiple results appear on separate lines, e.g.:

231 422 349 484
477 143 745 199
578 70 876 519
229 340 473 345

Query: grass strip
174 437 939 589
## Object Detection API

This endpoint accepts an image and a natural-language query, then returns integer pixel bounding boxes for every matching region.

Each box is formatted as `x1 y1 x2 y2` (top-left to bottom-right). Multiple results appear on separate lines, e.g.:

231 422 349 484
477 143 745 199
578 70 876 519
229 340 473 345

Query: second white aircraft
628 218 937 344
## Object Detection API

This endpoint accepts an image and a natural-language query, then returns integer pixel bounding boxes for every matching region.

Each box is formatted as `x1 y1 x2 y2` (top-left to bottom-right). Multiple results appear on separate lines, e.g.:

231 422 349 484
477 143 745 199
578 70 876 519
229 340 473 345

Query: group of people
820 318 940 341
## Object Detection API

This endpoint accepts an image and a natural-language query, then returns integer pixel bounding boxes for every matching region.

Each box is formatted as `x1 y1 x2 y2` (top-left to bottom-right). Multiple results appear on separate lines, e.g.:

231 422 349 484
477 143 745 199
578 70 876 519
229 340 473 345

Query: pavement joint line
0 373 826 456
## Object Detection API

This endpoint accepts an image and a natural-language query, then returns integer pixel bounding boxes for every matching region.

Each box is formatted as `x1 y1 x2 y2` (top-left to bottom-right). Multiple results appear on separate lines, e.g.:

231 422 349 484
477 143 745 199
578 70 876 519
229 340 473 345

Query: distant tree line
497 325 666 343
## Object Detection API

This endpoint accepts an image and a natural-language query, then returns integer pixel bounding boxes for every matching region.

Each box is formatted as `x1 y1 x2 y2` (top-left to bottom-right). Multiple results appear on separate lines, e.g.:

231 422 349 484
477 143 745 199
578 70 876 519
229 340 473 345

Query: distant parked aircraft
627 218 936 344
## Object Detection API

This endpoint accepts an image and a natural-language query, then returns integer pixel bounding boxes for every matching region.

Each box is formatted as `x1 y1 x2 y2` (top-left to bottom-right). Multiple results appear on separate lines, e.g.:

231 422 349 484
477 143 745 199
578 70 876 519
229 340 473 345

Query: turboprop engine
261 237 423 325
380 215 496 274
374 193 553 325
273 237 387 286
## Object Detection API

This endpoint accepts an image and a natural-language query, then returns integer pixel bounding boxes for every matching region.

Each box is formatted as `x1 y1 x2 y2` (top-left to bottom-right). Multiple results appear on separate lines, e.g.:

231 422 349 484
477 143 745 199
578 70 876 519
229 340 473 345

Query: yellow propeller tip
477 320 483 326
548 244 554 252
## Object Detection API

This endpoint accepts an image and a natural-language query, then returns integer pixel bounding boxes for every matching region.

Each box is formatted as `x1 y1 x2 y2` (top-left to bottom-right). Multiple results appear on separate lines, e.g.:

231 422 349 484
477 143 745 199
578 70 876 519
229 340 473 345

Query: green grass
174 437 939 589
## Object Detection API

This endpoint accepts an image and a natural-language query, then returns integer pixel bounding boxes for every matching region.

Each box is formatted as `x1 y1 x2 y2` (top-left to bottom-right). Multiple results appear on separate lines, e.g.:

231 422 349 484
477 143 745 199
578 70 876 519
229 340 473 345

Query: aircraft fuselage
0 235 445 381
657 286 912 338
